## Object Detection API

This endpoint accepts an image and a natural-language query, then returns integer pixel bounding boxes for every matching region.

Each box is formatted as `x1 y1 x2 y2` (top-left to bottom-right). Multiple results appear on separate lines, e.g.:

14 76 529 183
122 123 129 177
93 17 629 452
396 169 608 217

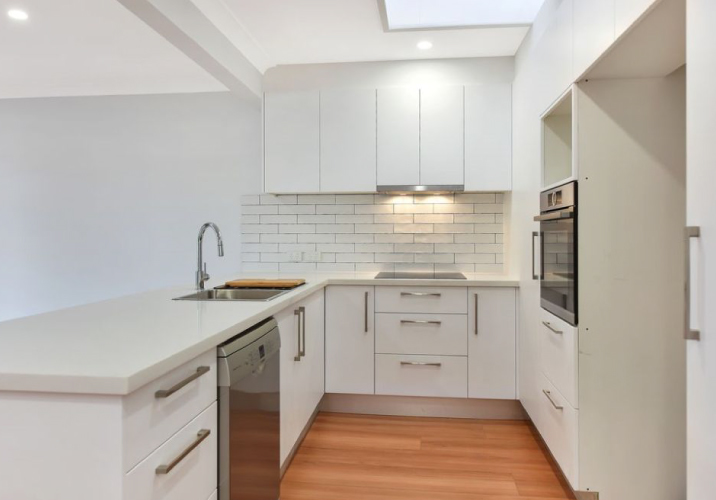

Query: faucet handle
203 262 210 281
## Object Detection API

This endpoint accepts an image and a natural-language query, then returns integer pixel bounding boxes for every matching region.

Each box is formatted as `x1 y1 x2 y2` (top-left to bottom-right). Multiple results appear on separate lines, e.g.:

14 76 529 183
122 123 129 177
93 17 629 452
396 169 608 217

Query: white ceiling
212 0 530 71
0 0 225 99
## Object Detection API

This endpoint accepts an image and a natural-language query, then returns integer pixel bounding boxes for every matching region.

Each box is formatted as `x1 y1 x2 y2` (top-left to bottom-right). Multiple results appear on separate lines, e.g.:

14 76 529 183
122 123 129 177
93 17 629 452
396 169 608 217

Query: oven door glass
541 217 577 325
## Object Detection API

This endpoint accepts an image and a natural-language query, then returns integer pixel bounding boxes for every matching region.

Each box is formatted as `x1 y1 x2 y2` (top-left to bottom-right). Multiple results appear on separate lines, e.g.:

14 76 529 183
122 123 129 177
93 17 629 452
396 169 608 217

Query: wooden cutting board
225 278 306 289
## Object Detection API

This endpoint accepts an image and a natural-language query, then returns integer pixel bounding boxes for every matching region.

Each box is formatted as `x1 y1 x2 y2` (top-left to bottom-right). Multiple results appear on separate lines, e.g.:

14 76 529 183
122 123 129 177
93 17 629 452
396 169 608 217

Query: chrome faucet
196 222 224 290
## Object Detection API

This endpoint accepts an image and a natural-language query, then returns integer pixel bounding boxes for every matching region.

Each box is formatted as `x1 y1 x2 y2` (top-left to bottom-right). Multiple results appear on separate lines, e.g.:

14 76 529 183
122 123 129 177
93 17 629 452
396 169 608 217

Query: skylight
383 0 546 30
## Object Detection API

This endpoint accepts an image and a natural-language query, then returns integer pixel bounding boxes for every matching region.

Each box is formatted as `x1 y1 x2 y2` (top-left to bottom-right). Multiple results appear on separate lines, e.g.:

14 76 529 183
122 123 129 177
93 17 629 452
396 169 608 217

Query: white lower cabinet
375 354 468 398
375 313 467 356
325 286 375 394
540 309 578 408
124 402 217 500
278 290 325 466
467 288 517 399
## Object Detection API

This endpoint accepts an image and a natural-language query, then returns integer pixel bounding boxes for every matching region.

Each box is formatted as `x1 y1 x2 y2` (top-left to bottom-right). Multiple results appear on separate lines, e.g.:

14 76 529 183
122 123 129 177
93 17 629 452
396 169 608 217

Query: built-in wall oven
535 181 577 325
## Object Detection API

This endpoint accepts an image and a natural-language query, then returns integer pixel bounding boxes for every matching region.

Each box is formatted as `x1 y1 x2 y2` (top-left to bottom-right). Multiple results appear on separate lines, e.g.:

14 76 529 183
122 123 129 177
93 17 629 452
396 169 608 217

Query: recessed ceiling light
7 9 29 21
417 41 433 50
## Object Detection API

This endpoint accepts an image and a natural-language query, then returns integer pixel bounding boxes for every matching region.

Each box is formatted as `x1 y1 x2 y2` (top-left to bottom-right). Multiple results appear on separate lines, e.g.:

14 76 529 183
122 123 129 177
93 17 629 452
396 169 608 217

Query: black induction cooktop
374 271 467 280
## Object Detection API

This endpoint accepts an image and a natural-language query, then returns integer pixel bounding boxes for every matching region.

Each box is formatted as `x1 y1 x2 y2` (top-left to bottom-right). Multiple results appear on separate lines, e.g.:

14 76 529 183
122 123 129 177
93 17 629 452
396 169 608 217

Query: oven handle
534 207 575 222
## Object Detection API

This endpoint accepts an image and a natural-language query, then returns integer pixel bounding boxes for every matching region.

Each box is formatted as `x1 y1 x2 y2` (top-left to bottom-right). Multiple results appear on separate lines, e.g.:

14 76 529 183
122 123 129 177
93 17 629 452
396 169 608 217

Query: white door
687 0 716 496
420 86 464 186
325 286 375 394
464 84 512 191
377 87 420 186
276 305 300 465
302 290 325 420
320 89 377 192
264 91 320 193
615 0 657 37
467 287 517 399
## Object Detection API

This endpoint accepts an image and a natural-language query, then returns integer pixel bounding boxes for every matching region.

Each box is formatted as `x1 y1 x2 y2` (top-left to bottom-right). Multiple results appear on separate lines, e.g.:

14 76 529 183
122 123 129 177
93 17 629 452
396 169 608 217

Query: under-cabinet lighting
417 41 433 50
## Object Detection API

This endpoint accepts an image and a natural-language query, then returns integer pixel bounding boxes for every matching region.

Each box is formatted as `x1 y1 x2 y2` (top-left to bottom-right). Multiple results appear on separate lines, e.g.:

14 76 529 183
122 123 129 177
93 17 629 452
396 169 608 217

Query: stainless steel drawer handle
155 429 211 475
294 306 306 361
474 293 479 336
401 292 441 297
542 390 563 410
400 320 442 326
685 226 701 341
542 321 563 335
400 361 442 367
155 366 210 399
364 291 369 333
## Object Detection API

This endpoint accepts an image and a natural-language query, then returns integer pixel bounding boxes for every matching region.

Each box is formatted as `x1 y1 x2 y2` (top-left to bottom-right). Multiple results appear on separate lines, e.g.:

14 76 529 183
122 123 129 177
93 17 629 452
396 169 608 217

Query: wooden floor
281 413 574 500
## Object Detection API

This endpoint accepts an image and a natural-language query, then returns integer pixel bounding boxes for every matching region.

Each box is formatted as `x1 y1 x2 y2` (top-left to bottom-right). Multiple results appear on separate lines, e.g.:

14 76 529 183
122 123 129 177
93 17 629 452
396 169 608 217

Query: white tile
473 204 504 214
298 214 335 224
336 234 374 243
241 215 260 224
280 263 317 272
316 224 354 234
242 234 260 243
336 214 374 224
434 224 474 234
435 243 475 254
394 224 433 234
415 254 455 264
279 205 316 215
374 253 414 263
336 253 375 263
356 205 393 214
495 214 504 223
279 243 316 252
242 224 278 234
375 233 413 243
298 234 335 243
261 234 297 243
317 244 355 253
356 263 395 272
414 214 454 224
243 205 278 215
496 234 504 243
394 204 433 214
261 253 291 263
298 194 335 204
242 253 260 262
395 263 434 273
496 254 504 264
413 194 454 204
317 263 356 272
317 205 354 215
455 254 496 264
455 214 494 224
434 204 473 214
309 252 334 263
261 214 297 224
355 224 394 234
242 262 279 272
435 264 475 273
455 233 495 244
336 194 374 204
279 224 316 234
374 214 413 224
374 194 414 204
241 194 260 205
475 244 504 254
473 224 504 234
355 243 394 253
415 234 453 244
260 194 297 205
496 193 504 203
243 243 279 253
394 243 434 253
455 193 496 204
474 264 504 274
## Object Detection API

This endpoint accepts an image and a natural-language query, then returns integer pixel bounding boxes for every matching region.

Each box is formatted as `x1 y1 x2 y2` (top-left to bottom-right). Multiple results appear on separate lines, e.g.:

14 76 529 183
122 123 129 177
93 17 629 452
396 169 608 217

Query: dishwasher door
218 319 281 500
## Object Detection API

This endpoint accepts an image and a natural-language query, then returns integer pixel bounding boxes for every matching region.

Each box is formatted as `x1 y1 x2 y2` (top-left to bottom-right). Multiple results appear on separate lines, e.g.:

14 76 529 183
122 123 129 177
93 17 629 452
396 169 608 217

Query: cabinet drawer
375 287 467 314
540 310 578 408
537 374 579 489
123 350 217 472
375 313 467 355
375 354 467 398
124 402 217 500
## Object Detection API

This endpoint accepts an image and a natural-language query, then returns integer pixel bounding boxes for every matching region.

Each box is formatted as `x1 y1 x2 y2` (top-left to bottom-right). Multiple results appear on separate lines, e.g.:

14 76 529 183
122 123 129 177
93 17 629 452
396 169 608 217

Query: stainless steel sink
173 288 290 302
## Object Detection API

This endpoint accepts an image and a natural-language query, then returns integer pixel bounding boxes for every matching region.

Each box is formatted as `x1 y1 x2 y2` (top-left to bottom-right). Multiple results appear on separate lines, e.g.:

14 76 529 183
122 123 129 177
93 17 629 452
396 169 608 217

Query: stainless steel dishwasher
217 318 280 500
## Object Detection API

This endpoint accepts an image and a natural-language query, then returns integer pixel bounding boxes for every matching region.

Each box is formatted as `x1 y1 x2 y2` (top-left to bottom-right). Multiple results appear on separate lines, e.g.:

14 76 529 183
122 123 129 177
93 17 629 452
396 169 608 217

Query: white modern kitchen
1 1 714 499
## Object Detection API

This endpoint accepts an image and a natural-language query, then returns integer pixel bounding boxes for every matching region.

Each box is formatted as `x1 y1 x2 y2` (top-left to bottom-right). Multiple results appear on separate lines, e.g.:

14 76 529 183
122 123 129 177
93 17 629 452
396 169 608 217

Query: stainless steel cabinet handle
401 292 441 297
542 390 563 410
400 320 442 325
532 231 540 280
364 291 369 333
301 306 306 357
686 226 701 341
542 321 563 335
294 307 305 361
400 361 442 367
155 366 210 399
155 429 211 475
474 294 479 335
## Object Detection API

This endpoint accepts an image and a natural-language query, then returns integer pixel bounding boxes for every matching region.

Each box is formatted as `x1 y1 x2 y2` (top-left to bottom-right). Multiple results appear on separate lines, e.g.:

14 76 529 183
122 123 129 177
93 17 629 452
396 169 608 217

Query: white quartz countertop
0 272 518 396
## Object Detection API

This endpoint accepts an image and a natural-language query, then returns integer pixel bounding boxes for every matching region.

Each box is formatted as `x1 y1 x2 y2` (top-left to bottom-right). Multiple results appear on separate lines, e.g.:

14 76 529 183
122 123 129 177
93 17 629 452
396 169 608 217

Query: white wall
0 91 261 322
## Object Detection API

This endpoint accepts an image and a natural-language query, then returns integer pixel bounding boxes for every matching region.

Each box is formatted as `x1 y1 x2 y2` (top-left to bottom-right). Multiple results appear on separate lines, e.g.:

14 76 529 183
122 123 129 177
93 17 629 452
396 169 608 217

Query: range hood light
377 185 464 194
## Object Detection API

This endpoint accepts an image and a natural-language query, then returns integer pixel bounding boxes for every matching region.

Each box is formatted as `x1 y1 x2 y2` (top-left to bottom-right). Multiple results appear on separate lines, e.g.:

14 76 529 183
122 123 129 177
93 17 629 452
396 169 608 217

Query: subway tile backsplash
241 193 505 274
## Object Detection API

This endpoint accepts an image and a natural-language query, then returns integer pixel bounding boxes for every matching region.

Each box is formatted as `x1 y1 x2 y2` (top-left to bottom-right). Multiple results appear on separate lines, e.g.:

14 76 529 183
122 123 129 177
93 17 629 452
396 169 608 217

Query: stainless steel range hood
377 185 464 194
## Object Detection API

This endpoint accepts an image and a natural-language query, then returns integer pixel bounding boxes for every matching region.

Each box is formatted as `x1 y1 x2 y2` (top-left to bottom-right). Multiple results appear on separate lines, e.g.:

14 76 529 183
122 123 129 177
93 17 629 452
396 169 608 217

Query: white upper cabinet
264 91 320 193
464 84 512 191
615 0 658 37
573 0 616 78
320 89 377 192
377 87 420 186
420 86 464 186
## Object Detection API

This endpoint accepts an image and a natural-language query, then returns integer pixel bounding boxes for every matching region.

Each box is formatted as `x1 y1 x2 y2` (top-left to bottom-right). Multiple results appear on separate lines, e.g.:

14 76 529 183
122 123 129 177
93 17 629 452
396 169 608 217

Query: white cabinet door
687 0 716 496
276 305 301 465
377 87 420 186
420 86 464 186
301 290 325 422
615 0 657 37
464 84 512 191
320 89 377 192
573 0 615 78
264 91 320 193
467 288 517 399
325 286 375 394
